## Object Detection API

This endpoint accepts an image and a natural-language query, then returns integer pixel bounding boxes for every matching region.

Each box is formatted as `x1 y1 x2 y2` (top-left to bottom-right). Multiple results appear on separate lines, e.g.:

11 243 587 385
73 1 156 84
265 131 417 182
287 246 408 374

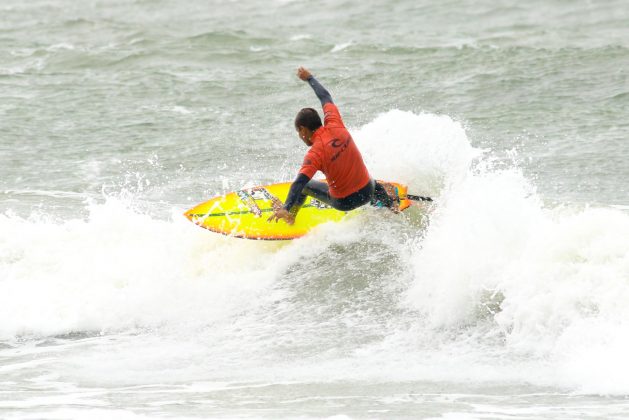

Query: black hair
295 108 322 131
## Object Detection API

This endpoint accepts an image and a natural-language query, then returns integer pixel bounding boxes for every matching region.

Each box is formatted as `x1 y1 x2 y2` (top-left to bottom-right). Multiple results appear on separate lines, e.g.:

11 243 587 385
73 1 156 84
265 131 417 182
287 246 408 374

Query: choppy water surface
1 0 629 418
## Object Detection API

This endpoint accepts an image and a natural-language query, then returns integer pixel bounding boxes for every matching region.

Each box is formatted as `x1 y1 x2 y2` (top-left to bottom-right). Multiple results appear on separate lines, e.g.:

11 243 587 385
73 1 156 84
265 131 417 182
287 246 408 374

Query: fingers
267 212 282 223
267 209 295 224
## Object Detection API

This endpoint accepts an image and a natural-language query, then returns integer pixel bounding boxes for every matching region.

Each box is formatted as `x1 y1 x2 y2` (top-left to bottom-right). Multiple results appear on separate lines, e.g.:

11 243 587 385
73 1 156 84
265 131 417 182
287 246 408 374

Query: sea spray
404 135 629 391
2 109 628 398
354 110 479 197
0 198 285 339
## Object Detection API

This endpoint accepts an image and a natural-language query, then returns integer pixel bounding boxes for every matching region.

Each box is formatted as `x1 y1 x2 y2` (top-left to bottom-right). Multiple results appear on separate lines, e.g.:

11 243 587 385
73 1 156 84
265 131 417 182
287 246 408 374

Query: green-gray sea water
1 0 629 418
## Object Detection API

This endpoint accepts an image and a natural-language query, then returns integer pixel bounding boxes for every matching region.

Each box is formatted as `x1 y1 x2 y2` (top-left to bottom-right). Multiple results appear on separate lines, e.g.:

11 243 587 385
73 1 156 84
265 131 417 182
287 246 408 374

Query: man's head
294 107 322 146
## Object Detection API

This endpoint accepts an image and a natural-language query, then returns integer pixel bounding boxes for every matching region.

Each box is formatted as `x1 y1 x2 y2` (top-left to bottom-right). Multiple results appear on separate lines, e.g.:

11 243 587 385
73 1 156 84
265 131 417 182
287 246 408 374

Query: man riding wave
268 67 394 225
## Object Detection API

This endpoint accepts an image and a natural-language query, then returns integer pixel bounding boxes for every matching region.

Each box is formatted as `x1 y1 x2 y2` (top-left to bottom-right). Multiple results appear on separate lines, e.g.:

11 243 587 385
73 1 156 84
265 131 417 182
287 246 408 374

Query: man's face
296 126 312 146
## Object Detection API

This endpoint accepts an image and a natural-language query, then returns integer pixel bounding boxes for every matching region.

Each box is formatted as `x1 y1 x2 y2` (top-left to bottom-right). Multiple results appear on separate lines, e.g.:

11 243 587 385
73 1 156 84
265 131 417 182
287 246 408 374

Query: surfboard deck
184 180 412 240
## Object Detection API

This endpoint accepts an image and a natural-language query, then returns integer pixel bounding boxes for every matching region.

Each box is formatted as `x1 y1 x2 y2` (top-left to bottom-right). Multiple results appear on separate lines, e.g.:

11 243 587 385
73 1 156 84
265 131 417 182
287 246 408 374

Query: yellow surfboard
184 181 414 240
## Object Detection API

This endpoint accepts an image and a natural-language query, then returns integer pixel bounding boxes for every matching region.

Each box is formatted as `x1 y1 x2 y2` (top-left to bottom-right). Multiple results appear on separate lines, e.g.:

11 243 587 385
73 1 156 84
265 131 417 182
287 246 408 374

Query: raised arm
297 67 333 106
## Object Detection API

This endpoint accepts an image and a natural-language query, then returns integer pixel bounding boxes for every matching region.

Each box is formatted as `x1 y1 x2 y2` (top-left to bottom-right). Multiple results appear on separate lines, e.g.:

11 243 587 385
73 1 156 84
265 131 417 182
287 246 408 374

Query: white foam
355 110 629 393
290 34 312 41
171 105 192 114
354 110 479 197
402 137 629 391
3 109 629 395
0 199 288 339
46 43 76 52
331 42 353 53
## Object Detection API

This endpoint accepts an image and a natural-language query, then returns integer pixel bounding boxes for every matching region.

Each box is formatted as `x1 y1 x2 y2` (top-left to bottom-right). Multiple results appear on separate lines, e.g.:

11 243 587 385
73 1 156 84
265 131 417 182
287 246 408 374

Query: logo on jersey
330 138 345 148
329 137 351 161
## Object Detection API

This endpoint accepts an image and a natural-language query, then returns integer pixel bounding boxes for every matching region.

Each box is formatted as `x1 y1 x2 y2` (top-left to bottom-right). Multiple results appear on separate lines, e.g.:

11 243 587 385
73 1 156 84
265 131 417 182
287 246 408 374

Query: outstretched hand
297 66 312 81
267 204 296 225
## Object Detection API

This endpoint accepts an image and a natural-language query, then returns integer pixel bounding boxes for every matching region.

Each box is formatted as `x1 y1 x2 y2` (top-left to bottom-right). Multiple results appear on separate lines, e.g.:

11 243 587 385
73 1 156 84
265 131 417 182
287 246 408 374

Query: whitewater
2 109 629 418
2 0 629 418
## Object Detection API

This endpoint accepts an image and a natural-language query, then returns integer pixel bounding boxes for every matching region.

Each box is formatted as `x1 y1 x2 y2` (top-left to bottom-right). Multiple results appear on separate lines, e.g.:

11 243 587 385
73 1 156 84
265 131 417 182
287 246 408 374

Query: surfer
269 67 394 225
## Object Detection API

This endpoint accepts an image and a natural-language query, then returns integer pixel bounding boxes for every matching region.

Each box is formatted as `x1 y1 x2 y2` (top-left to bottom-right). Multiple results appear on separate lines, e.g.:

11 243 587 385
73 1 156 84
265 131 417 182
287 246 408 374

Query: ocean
1 0 629 418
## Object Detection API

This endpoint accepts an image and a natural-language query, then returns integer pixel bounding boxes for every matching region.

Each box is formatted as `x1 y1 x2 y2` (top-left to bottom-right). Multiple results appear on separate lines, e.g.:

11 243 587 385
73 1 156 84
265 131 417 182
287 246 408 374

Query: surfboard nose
183 207 201 223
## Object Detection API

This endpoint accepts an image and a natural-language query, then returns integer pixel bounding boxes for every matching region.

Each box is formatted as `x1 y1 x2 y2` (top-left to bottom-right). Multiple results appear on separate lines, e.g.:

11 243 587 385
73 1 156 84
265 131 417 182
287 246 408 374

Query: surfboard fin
406 194 433 202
